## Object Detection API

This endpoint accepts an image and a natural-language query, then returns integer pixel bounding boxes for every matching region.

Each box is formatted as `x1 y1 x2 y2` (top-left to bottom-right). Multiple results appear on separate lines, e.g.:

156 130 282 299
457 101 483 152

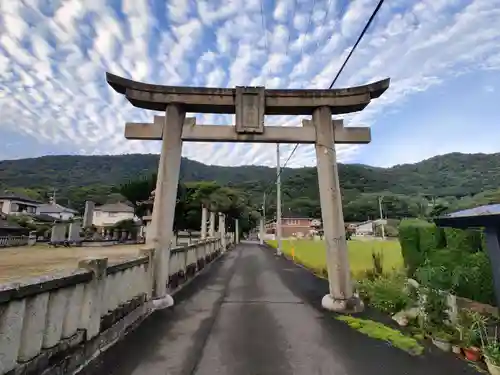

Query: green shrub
398 220 494 305
398 219 434 275
417 224 439 256
444 228 482 253
357 273 412 314
454 252 495 305
423 288 450 329
415 250 494 305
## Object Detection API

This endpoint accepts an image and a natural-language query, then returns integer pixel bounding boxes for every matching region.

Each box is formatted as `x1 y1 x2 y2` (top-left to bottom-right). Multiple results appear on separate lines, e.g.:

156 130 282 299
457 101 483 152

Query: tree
118 174 157 217
429 204 449 218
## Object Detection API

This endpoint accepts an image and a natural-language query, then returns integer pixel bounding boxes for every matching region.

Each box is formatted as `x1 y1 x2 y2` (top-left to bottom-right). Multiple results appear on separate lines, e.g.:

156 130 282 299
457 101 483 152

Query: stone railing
167 235 233 290
0 236 29 248
0 235 233 375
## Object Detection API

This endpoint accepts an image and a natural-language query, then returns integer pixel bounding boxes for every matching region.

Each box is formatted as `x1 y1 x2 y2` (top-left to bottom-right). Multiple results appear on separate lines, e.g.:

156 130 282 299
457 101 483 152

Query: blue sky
0 0 499 167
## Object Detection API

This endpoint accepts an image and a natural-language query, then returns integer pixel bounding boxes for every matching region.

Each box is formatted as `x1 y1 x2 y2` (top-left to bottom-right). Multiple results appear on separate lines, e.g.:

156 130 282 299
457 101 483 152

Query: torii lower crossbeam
124 116 371 144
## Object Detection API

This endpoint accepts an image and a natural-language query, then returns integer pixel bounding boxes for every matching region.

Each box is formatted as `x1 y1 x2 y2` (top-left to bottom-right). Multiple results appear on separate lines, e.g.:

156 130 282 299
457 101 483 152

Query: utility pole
260 192 266 245
378 196 385 240
263 192 266 224
276 144 282 256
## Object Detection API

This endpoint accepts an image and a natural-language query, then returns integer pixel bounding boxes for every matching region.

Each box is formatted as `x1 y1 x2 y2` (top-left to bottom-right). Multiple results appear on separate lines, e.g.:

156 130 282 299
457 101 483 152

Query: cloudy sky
0 0 499 167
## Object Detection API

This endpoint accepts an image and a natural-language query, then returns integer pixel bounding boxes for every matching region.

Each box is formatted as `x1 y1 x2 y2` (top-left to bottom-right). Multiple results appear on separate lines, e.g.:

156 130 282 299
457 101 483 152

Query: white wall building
354 219 387 236
37 201 78 221
355 221 375 236
92 202 135 228
0 193 40 216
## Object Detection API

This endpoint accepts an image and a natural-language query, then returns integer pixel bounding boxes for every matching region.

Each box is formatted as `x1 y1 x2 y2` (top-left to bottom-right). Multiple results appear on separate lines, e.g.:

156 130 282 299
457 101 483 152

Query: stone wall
0 234 234 375
0 236 29 248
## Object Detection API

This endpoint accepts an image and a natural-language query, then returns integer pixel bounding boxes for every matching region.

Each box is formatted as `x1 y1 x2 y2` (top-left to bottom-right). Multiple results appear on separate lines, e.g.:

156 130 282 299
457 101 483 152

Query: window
287 219 298 225
109 212 117 217
95 212 101 217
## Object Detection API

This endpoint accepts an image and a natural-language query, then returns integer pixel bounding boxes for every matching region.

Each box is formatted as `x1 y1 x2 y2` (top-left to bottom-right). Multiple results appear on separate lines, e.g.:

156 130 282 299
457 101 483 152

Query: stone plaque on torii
106 72 390 312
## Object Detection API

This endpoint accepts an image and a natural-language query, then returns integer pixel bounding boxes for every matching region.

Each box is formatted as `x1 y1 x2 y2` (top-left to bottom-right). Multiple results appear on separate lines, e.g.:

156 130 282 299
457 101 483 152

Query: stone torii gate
106 73 390 312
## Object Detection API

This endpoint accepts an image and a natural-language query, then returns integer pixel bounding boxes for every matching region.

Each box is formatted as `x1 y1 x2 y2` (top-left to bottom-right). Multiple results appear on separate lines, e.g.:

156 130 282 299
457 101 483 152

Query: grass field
266 238 403 278
0 244 144 284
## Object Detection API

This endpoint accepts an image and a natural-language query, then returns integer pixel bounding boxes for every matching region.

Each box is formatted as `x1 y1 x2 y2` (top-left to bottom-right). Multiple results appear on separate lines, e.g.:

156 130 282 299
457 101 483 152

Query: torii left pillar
148 104 185 300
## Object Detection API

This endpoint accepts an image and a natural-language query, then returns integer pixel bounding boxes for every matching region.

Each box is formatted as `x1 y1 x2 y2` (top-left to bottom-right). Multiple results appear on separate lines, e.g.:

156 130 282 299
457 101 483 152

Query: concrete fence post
78 258 108 339
201 206 208 240
0 300 26 373
139 248 155 299
219 213 226 252
235 219 239 244
62 284 84 339
18 293 49 362
209 211 215 237
43 288 69 349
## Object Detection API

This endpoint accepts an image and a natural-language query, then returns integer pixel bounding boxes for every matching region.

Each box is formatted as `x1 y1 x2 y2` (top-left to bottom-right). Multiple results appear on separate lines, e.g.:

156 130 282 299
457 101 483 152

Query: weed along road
89 243 478 375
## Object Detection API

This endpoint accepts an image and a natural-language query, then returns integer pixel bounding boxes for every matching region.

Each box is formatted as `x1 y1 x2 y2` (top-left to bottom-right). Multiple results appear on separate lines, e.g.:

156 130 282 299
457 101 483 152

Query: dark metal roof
0 192 42 205
434 204 500 229
32 213 57 222
0 219 25 230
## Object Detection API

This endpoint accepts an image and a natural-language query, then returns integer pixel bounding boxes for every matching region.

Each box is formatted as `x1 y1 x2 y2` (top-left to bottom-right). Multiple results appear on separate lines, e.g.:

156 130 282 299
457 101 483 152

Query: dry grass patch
0 244 145 284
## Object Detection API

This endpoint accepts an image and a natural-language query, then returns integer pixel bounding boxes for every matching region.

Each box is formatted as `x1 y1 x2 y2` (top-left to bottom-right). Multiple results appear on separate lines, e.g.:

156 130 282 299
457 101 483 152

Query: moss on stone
337 316 424 356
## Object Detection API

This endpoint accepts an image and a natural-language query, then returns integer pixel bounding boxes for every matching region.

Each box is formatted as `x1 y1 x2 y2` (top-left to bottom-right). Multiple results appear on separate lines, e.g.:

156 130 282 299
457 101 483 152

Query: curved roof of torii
106 72 390 115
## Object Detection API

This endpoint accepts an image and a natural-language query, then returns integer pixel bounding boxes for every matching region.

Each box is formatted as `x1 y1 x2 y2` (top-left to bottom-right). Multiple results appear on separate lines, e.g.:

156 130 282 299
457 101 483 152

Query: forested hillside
1 152 499 221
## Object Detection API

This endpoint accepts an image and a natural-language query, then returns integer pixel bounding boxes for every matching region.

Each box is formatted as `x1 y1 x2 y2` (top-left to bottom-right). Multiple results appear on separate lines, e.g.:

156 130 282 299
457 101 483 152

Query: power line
259 0 386 210
259 0 269 62
328 0 385 89
298 0 317 69
285 0 297 57
263 143 299 197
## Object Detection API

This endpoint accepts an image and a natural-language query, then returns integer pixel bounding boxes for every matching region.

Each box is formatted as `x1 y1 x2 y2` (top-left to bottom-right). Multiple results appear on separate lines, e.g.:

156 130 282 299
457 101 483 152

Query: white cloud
0 0 499 168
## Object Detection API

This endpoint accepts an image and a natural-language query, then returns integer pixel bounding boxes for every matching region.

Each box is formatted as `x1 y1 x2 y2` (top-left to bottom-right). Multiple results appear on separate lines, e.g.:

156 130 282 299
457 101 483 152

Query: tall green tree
117 173 157 217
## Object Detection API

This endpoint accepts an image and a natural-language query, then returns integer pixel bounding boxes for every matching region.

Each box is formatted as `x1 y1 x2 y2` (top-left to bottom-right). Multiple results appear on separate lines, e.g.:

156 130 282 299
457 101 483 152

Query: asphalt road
88 242 479 375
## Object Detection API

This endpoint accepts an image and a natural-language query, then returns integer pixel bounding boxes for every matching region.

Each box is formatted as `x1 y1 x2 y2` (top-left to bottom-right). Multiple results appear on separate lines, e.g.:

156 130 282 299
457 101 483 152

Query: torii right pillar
313 107 362 312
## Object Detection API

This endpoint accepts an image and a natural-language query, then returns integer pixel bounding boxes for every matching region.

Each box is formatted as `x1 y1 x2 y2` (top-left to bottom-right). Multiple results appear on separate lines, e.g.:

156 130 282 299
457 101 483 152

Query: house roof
95 202 134 213
0 191 42 205
38 203 78 214
32 213 58 222
434 204 500 229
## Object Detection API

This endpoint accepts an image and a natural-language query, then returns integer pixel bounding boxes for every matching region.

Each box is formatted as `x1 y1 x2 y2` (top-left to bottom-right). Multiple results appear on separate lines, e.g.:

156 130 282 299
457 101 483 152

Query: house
92 202 136 229
266 217 321 238
355 221 375 235
353 219 387 236
0 192 41 216
37 198 78 221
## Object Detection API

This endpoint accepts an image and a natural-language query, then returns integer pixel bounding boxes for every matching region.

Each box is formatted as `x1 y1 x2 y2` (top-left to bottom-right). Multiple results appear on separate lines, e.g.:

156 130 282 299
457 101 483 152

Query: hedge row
398 219 494 305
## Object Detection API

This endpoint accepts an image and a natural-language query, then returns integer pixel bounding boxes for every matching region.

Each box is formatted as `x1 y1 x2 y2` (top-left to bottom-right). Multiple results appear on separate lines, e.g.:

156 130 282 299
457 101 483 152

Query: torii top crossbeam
106 73 389 116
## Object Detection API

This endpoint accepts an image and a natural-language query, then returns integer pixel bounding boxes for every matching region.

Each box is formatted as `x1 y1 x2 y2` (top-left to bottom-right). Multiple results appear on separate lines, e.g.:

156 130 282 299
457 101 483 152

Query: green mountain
1 152 499 221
